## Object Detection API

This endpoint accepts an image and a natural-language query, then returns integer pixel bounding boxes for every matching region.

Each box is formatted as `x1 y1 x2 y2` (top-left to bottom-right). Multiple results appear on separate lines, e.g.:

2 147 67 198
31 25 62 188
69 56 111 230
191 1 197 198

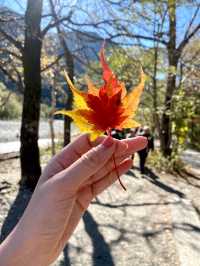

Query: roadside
181 149 200 172
0 120 79 160
0 120 64 143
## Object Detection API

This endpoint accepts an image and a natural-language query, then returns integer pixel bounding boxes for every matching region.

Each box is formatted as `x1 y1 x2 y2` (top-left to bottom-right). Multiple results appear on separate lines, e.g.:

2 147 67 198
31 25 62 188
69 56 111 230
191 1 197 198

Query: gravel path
1 154 200 266
181 149 200 171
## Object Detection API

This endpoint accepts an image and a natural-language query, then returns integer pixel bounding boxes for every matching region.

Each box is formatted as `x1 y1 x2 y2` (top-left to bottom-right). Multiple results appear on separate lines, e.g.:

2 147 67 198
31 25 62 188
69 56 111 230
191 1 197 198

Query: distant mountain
0 7 24 92
61 31 104 74
0 7 24 38
0 7 106 105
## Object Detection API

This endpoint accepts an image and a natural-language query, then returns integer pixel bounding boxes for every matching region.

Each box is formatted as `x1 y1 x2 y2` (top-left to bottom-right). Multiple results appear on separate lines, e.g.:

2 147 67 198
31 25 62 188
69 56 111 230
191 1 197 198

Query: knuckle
82 147 101 169
106 159 114 172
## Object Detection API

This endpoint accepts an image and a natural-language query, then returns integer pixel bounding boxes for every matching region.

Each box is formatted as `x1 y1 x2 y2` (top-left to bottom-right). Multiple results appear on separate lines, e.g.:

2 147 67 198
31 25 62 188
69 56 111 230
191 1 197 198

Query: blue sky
1 0 78 13
1 0 199 48
1 0 26 13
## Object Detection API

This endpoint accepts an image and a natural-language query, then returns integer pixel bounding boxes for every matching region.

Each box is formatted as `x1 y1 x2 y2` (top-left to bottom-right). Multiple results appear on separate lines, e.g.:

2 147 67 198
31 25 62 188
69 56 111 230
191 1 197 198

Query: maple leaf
55 47 146 141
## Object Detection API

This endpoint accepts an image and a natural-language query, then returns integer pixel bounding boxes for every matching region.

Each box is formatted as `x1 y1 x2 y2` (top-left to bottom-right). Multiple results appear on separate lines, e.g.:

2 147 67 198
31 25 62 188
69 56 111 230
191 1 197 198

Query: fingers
83 153 131 186
92 158 132 196
121 136 147 155
41 134 128 182
57 134 128 167
41 134 93 180
82 136 146 186
58 136 117 190
40 134 146 188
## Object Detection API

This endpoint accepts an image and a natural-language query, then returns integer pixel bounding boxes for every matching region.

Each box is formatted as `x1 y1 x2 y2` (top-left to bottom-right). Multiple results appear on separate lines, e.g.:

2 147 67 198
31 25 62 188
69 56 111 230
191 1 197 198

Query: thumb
59 136 116 189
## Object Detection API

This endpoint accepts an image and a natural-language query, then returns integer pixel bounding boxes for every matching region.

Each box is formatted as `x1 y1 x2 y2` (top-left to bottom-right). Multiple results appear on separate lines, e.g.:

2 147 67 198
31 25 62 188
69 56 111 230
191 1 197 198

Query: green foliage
171 87 195 153
108 47 141 89
0 83 22 119
188 108 200 151
40 103 52 119
83 47 141 88
148 150 185 174
40 140 63 163
189 126 200 151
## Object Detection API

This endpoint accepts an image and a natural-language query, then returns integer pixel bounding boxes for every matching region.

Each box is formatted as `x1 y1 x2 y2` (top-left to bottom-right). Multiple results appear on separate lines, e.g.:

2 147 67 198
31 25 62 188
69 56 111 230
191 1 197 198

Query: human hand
0 134 147 266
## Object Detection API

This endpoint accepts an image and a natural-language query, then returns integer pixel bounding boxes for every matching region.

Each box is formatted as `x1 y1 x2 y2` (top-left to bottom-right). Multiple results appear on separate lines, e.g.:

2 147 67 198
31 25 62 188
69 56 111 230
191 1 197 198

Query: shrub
148 149 185 174
0 83 22 119
40 103 51 119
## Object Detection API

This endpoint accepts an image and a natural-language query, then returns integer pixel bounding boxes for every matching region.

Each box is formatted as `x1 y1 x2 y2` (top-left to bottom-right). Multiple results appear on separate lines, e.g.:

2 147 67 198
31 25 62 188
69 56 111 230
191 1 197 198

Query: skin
0 134 147 266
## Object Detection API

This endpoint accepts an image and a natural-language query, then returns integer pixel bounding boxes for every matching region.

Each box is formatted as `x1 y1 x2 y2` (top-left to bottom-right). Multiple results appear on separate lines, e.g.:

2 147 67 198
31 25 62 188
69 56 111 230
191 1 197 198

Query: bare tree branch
41 54 63 72
178 23 200 55
41 13 73 37
0 91 12 109
0 47 22 60
0 27 23 52
12 64 24 92
183 3 200 41
0 64 18 86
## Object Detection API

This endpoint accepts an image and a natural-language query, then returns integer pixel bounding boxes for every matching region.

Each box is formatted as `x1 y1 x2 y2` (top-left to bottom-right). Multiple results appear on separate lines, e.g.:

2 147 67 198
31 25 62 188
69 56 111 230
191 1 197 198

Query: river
0 120 78 143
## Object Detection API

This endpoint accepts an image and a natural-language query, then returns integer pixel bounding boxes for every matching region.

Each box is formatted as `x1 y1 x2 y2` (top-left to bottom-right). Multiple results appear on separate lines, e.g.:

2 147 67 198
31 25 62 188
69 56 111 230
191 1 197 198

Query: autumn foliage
56 47 145 140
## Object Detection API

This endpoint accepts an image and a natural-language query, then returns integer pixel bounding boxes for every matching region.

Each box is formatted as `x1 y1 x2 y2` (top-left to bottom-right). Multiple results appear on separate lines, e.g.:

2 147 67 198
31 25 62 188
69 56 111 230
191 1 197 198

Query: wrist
0 227 23 266
0 223 49 266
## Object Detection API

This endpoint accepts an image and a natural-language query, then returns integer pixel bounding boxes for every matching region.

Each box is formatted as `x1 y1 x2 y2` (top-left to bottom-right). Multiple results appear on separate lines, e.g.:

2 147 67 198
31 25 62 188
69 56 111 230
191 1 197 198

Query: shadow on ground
2 165 199 265
61 211 115 266
83 211 114 266
127 166 185 198
0 186 32 242
61 245 71 266
144 167 185 198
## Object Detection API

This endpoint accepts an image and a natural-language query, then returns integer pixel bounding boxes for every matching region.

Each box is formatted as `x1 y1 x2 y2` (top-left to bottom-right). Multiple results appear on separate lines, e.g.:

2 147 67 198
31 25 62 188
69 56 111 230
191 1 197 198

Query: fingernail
102 136 114 148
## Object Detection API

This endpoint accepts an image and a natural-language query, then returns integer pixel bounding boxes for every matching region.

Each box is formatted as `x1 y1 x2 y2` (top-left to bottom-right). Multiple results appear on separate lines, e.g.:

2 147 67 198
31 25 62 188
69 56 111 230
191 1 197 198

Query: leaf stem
107 129 126 191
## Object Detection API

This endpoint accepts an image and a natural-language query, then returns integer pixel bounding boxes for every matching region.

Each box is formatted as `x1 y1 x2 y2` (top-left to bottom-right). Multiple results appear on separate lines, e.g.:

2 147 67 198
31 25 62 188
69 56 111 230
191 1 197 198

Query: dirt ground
1 155 200 266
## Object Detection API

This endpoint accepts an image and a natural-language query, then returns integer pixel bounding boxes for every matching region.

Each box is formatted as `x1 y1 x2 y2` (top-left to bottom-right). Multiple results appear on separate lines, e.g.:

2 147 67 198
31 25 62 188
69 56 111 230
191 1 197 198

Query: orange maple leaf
55 47 146 141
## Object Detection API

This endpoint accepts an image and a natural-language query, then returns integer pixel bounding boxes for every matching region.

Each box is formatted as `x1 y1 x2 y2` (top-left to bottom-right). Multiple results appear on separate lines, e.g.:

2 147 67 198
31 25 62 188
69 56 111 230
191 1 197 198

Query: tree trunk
63 50 73 146
20 0 43 189
60 37 74 146
160 0 178 157
49 0 74 146
160 61 177 156
49 78 56 156
152 38 161 136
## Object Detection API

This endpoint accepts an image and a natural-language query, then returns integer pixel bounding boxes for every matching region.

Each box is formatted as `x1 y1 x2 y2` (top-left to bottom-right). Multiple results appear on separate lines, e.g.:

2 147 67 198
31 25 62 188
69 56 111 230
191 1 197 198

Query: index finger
40 134 127 183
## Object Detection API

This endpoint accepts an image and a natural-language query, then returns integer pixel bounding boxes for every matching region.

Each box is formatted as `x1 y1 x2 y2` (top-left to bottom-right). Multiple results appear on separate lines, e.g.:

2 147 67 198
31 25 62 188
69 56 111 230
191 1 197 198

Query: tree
0 1 74 188
20 0 43 188
0 82 22 119
79 0 200 157
0 3 42 188
0 1 44 188
180 38 200 150
48 0 74 146
0 8 24 93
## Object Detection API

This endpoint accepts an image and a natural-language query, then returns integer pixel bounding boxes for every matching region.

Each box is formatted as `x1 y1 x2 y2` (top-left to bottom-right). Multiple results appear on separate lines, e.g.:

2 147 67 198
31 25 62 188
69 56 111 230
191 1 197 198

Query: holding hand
0 134 147 266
